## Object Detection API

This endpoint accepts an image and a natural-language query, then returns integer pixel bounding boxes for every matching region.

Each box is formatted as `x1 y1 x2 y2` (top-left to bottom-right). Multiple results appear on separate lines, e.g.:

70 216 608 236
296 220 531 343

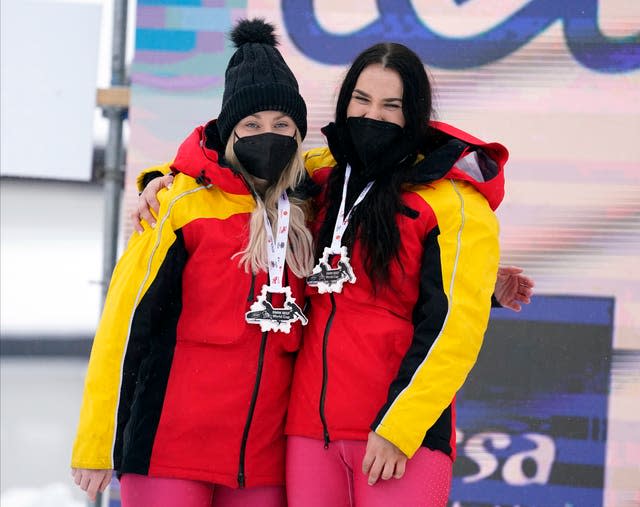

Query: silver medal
245 192 307 333
245 285 308 333
307 165 373 294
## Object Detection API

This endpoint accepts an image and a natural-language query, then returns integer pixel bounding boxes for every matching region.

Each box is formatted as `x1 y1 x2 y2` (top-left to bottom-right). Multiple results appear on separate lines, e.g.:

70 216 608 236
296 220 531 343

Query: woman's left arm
368 179 500 471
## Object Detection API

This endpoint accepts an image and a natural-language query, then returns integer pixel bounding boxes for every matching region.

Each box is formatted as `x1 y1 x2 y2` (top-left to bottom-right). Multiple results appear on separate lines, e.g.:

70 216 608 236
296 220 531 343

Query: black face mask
346 117 405 177
233 132 298 183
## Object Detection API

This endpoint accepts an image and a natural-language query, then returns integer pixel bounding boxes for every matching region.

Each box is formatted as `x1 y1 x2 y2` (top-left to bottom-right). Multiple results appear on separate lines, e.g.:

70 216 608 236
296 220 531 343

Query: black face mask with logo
345 117 411 180
233 132 298 184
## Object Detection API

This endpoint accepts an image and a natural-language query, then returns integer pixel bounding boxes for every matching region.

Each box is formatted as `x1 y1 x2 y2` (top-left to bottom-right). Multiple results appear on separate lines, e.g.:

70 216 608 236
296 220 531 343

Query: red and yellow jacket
285 121 507 460
72 122 305 488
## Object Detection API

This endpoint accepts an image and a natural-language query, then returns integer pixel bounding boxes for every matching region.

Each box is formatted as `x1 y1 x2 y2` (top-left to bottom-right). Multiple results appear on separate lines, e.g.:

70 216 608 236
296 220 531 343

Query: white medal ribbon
264 191 290 290
245 191 308 333
307 165 374 293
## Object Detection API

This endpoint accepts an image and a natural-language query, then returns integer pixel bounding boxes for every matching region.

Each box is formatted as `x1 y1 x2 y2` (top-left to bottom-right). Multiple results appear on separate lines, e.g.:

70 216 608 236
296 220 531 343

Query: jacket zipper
238 276 266 488
319 293 337 449
247 273 256 302
237 329 269 488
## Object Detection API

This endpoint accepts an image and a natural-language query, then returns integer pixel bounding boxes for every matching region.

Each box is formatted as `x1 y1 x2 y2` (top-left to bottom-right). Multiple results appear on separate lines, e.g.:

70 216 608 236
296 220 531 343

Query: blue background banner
450 296 614 506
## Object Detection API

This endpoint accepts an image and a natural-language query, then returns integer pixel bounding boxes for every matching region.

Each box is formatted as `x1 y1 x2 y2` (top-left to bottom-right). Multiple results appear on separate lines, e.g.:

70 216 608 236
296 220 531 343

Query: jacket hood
416 121 507 211
170 120 251 195
321 120 507 211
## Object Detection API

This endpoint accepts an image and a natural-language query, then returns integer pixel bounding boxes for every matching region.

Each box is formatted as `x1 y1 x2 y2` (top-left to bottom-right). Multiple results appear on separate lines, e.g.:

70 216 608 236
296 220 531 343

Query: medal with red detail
307 165 373 293
245 192 307 333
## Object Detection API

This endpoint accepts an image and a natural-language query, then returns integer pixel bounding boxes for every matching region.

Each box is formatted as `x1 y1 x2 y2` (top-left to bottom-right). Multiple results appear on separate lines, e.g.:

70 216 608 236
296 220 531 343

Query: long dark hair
317 43 433 286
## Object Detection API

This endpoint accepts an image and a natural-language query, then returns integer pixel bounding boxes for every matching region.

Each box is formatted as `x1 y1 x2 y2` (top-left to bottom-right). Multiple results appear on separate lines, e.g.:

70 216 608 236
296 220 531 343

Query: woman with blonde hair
71 19 314 507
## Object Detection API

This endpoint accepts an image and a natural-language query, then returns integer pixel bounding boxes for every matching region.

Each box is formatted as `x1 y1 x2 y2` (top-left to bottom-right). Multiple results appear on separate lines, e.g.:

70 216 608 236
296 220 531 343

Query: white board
1 0 102 180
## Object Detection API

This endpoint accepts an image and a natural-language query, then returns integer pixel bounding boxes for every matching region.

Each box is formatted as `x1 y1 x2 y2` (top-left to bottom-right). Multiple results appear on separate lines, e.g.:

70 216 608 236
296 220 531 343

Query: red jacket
72 122 304 488
286 122 507 460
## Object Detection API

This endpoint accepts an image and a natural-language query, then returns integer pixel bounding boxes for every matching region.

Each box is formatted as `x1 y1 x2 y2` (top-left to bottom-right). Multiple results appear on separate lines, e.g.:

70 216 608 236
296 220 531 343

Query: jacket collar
321 120 507 211
170 120 251 195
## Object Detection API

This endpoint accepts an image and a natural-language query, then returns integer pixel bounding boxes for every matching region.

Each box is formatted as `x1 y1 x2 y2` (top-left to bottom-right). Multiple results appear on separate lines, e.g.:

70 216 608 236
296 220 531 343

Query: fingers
380 461 395 481
147 190 161 215
368 457 405 485
362 449 375 475
99 470 112 492
363 431 408 485
159 173 174 194
504 301 522 312
517 274 534 287
516 275 534 303
132 174 174 233
130 198 156 233
130 209 145 233
367 457 385 485
498 265 523 276
148 174 173 213
73 469 112 502
516 291 532 303
138 200 157 229
79 471 92 494
86 475 101 502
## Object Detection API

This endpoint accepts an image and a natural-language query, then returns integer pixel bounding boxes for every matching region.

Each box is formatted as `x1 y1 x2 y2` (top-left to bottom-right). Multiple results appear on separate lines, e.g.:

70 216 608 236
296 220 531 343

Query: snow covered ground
0 359 92 505
1 483 85 507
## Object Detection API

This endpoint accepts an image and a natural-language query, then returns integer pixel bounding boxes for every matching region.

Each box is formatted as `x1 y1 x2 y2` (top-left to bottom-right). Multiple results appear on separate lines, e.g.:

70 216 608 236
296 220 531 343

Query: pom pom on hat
230 18 278 48
217 18 307 145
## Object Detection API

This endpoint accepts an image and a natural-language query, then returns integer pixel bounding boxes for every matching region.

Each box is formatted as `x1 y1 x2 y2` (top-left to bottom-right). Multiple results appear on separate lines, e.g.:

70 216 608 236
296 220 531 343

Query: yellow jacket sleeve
71 176 203 469
372 179 500 458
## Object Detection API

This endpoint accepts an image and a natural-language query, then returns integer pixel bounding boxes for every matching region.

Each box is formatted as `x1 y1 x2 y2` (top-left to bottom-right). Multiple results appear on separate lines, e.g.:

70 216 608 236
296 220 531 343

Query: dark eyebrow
353 88 402 103
353 88 371 98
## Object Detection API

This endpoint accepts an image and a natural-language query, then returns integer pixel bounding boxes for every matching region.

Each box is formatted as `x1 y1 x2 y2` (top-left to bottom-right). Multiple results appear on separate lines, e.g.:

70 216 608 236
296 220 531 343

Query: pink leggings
286 436 452 507
120 474 286 507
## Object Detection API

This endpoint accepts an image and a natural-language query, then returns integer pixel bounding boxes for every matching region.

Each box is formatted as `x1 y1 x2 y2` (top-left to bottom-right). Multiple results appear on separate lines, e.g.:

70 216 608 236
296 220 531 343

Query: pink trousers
286 436 452 507
120 474 286 507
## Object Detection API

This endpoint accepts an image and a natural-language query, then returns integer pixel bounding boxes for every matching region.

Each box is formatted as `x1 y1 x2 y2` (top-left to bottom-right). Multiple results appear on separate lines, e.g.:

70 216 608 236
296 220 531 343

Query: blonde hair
225 131 315 278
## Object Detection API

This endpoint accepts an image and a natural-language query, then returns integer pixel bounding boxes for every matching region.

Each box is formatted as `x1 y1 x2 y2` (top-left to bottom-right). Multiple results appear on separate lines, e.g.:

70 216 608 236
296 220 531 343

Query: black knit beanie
217 19 307 146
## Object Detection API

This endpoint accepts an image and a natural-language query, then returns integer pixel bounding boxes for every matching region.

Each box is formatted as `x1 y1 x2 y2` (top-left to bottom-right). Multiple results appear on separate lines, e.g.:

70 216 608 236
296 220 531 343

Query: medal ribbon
263 191 290 289
330 165 374 252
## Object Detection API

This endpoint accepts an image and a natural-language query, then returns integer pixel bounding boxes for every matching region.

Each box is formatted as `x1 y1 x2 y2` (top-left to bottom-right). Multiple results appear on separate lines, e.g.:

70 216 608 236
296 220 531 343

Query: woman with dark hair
283 42 510 506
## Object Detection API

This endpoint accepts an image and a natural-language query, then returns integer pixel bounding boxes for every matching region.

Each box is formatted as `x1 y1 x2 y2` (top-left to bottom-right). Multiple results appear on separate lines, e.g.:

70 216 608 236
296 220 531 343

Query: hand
71 468 112 501
131 173 174 233
494 265 534 312
362 431 407 486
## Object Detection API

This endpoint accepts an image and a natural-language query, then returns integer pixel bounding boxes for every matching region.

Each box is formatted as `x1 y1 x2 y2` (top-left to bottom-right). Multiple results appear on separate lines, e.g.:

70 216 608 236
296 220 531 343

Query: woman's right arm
72 175 188 491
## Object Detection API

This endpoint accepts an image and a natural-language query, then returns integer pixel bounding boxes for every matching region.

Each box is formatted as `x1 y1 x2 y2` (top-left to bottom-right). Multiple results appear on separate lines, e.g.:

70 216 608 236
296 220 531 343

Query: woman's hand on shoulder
362 431 408 485
131 173 174 233
71 467 113 501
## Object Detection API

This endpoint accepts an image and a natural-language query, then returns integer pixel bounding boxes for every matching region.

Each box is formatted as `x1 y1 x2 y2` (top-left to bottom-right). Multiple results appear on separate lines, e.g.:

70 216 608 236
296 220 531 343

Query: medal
245 285 308 333
245 192 307 333
306 246 355 294
307 165 373 293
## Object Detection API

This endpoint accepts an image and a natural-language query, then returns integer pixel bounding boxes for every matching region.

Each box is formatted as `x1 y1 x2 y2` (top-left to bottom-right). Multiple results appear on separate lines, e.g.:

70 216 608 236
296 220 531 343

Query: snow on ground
1 483 84 507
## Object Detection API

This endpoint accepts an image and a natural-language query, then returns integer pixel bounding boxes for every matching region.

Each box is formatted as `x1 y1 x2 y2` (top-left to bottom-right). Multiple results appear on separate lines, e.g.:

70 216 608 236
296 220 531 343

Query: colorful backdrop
126 1 639 505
